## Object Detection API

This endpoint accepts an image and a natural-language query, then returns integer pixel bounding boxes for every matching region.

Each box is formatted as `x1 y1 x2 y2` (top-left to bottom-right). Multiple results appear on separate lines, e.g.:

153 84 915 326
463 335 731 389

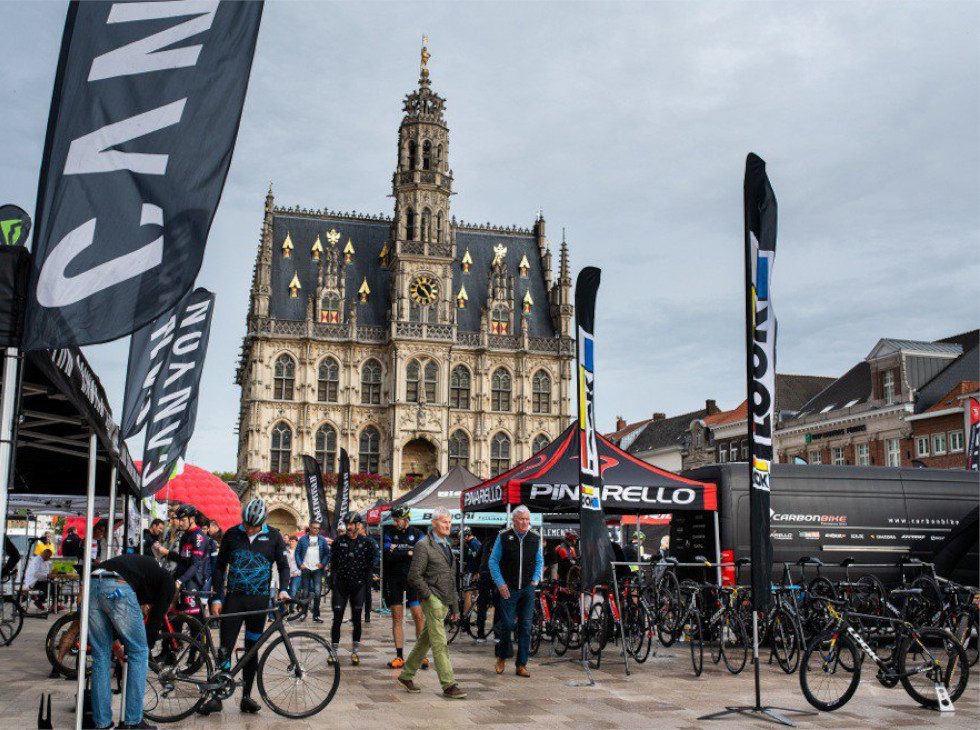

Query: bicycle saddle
735 557 751 567
694 555 709 563
839 557 855 567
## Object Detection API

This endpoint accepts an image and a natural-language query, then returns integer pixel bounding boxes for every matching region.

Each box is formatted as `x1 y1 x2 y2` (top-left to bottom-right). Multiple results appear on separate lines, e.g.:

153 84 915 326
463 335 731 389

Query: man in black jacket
329 512 374 665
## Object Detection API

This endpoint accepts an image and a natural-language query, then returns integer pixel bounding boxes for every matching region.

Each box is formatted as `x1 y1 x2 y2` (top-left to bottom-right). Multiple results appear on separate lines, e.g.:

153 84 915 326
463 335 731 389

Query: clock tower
389 36 455 327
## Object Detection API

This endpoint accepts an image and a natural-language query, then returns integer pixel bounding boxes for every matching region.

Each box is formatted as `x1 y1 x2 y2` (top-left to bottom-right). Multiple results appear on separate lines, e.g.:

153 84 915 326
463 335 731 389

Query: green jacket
407 532 458 608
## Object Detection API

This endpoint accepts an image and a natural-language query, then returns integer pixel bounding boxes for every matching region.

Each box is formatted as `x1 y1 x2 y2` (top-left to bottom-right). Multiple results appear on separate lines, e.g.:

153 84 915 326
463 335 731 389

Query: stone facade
236 45 574 528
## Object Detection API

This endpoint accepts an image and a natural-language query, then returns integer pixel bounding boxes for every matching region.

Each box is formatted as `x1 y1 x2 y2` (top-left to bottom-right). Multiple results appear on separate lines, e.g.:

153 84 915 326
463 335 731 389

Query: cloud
1 1 976 470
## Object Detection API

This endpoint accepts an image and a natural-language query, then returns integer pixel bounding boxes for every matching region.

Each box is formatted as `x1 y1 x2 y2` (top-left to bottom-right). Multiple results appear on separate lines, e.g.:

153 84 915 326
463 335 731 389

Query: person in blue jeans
296 521 329 623
489 505 543 677
87 554 175 729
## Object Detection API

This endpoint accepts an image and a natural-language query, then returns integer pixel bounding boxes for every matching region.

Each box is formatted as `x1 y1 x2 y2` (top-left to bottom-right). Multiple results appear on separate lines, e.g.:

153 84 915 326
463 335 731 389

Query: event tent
460 422 715 515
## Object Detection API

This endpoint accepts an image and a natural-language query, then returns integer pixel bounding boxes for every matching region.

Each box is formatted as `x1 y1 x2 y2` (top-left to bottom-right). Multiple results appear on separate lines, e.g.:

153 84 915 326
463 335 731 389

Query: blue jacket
295 533 329 569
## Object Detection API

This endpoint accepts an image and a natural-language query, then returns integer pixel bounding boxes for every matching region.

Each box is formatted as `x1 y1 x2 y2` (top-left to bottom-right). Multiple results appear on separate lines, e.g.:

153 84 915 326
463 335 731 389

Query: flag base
698 705 813 726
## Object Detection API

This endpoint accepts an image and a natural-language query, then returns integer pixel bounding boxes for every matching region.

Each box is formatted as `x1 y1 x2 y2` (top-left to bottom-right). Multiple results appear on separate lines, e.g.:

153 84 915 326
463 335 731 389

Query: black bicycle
144 596 339 722
799 590 969 712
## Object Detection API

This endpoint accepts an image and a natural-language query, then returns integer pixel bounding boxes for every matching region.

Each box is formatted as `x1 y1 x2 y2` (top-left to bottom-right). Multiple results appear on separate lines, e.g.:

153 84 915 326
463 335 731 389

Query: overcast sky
1 1 977 472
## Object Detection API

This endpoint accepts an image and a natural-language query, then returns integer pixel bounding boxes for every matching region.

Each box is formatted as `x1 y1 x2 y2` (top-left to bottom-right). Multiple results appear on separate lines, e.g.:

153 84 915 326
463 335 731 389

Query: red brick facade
910 412 968 469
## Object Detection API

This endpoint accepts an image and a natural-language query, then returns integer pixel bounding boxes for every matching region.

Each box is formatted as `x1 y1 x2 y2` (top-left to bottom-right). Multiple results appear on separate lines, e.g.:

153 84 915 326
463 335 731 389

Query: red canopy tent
461 422 715 515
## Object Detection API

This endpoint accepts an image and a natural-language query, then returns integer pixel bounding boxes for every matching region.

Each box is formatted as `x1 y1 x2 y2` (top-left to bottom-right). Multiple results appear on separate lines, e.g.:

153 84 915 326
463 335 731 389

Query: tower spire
559 236 571 282
420 34 431 82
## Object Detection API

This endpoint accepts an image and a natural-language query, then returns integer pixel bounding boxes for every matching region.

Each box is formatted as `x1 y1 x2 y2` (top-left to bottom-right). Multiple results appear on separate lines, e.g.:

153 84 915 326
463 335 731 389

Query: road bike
799 590 969 711
144 596 339 722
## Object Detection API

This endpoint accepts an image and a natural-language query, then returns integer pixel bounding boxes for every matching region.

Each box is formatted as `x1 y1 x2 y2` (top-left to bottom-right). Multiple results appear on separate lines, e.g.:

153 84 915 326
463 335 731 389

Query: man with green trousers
396 507 466 699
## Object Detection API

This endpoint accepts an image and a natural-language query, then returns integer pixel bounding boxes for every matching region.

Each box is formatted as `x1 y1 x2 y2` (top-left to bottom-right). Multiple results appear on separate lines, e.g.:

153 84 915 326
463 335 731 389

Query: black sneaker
118 721 157 730
240 697 261 714
198 698 222 715
312 617 324 624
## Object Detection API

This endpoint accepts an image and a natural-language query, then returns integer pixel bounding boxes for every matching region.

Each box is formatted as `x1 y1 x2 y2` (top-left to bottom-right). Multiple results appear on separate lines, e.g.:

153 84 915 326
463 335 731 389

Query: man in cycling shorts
173 504 208 617
383 506 428 669
203 498 290 715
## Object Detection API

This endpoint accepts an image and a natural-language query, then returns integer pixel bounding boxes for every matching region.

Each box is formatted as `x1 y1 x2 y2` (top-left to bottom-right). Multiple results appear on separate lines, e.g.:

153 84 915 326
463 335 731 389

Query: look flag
23 1 263 350
744 153 777 610
575 266 614 590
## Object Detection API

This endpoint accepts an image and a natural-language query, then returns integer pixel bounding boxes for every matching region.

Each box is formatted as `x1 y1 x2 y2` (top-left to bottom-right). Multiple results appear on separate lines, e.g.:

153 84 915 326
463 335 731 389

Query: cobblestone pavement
1 609 977 729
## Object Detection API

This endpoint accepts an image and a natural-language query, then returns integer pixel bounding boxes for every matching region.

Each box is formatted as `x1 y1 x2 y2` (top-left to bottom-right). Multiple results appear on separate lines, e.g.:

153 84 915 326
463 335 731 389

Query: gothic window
421 208 432 242
359 426 381 474
532 370 552 414
424 361 438 401
315 423 338 473
450 365 471 409
422 140 432 170
436 144 443 169
532 434 550 454
361 359 382 405
269 422 292 473
491 306 510 335
405 208 415 241
409 299 434 323
436 211 443 242
317 357 339 402
491 367 511 412
407 140 417 170
319 292 341 323
448 430 470 469
406 359 421 403
273 354 295 400
490 432 511 477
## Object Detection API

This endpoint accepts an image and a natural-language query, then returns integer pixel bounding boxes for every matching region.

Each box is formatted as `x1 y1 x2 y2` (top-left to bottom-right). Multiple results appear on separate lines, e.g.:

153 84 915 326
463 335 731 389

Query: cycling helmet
564 529 579 542
634 531 646 541
462 527 473 537
390 506 410 520
242 498 267 527
175 504 198 520
344 511 363 525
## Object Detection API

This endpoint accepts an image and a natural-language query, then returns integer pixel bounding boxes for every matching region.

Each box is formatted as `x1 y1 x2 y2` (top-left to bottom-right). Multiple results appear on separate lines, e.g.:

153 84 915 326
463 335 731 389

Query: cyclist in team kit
383 506 428 669
173 505 208 617
202 498 290 715
329 512 374 666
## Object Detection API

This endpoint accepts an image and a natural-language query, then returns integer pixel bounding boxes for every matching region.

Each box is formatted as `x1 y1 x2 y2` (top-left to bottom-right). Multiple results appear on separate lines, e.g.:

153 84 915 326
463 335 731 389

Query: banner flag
23 1 263 350
575 266 614 590
967 397 980 471
140 288 214 496
331 448 351 539
121 289 192 439
301 455 328 525
745 153 778 610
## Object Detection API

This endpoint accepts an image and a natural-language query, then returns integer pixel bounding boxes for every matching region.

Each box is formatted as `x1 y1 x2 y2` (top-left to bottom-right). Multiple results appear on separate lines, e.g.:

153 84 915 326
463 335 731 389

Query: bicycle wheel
0 597 24 646
144 632 212 723
771 608 801 674
585 601 609 657
897 627 969 709
624 601 649 662
529 602 543 657
721 611 748 675
909 576 944 627
689 610 703 677
553 603 571 657
168 612 209 674
947 610 978 667
45 611 80 678
445 613 460 644
463 603 481 639
799 631 861 712
656 573 680 647
258 630 340 719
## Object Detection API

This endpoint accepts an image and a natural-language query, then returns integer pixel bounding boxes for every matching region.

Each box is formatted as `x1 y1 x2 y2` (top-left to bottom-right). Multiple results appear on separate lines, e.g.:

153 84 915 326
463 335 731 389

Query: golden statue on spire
421 34 431 77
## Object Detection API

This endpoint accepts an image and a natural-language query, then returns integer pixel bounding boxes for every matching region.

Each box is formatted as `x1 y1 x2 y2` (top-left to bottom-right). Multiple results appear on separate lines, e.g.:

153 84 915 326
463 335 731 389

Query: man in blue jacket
296 520 330 623
489 505 543 677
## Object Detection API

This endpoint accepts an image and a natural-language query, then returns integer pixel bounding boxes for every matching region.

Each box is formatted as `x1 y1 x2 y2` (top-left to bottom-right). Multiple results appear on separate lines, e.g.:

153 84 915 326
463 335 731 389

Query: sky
1 1 977 472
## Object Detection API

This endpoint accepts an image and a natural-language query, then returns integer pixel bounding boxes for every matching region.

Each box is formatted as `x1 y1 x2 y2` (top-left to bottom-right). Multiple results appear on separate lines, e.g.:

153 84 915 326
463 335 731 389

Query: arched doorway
267 507 299 536
401 438 437 481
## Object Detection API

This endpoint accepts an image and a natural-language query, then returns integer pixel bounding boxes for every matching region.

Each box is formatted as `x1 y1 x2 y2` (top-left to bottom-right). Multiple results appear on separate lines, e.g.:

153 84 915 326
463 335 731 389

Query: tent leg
0 346 20 578
75 432 98 730
106 466 117 560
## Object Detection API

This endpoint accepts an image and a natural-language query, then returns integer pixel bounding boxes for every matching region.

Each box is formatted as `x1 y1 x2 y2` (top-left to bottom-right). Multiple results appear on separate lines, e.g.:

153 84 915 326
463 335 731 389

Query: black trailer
675 464 979 586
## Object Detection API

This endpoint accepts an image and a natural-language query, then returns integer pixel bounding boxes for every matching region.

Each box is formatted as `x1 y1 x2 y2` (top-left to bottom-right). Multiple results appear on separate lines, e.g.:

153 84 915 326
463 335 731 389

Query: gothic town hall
236 44 575 526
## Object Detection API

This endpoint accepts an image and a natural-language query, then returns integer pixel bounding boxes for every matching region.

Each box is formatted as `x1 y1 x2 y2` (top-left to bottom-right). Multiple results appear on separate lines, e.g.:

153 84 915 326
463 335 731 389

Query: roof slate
922 380 980 414
627 408 708 455
915 343 980 413
269 213 556 337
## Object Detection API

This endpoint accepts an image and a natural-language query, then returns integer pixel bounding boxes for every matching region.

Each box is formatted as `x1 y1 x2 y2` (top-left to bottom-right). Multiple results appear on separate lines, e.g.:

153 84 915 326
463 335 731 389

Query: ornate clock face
409 276 439 306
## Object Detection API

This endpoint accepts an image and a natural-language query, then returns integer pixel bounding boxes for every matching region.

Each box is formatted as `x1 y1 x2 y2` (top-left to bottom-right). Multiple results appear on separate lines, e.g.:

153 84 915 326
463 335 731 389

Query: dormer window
883 370 896 405
491 306 509 335
319 293 341 323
